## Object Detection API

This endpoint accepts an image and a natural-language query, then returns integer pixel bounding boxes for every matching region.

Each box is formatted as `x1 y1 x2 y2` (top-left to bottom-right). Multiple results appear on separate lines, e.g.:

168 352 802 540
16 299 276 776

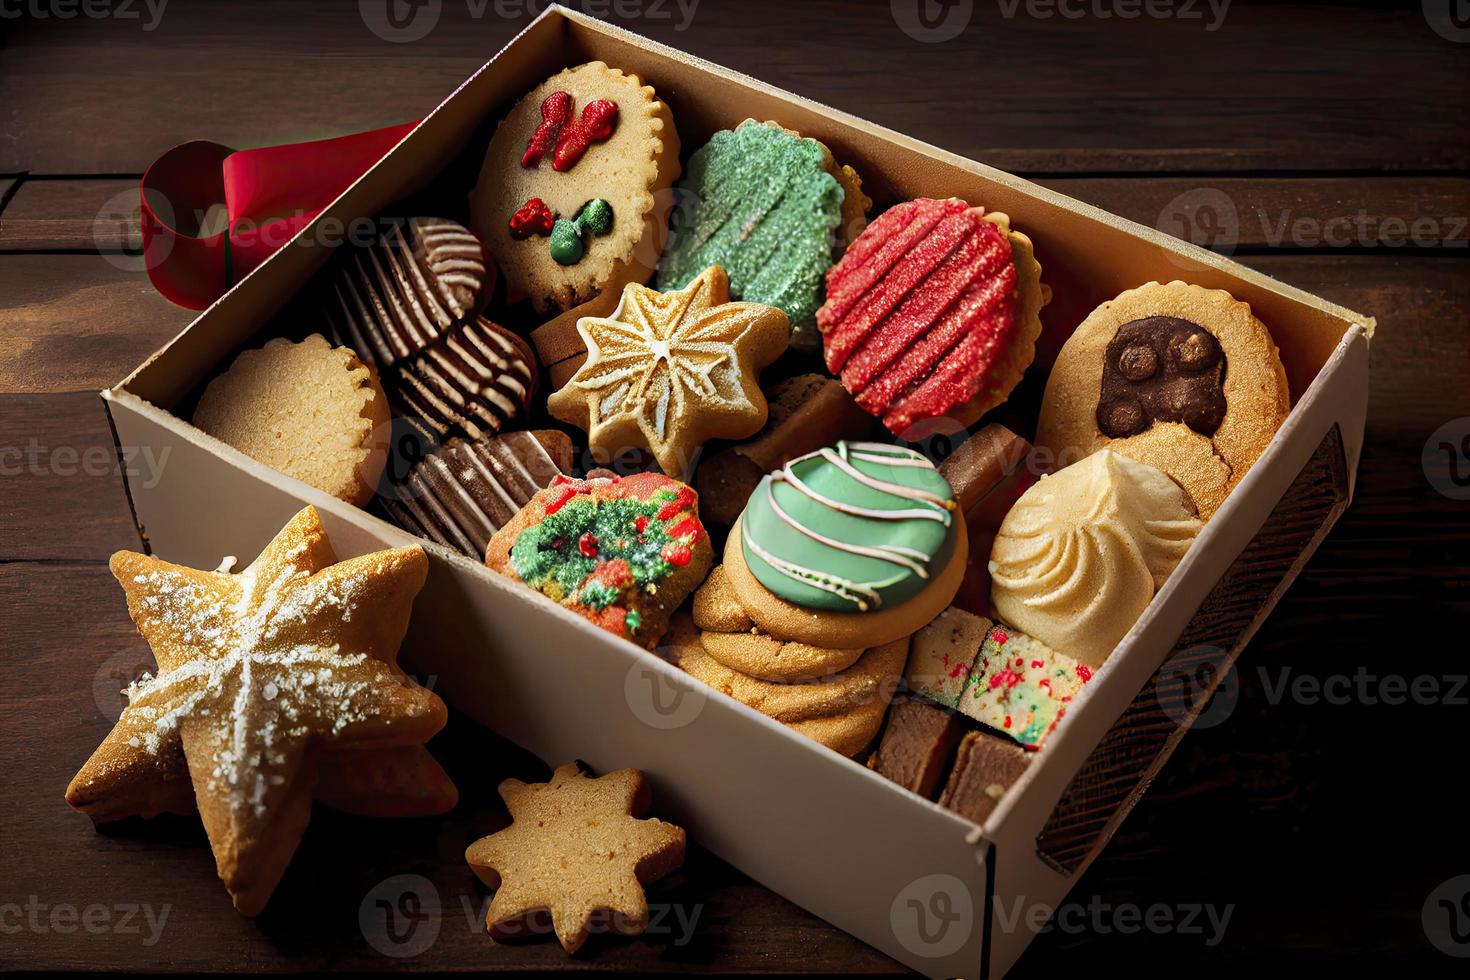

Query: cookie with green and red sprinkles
485 472 713 648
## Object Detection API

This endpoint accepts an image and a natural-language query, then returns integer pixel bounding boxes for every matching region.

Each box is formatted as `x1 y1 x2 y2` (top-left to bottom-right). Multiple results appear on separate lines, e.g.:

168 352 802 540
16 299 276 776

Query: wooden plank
5 176 1467 255
0 393 143 562
0 560 903 974
0 178 144 251
1038 177 1470 251
2 1 1465 175
0 254 191 393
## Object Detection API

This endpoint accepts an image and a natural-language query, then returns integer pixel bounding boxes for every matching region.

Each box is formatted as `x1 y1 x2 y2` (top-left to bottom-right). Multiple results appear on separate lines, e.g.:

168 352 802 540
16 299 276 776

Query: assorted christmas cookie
938 729 1031 823
66 507 448 915
818 197 1049 436
728 441 968 649
664 614 907 758
381 429 574 559
323 216 490 369
657 120 869 349
485 473 713 647
989 450 1201 668
908 606 1092 749
867 700 963 799
193 334 389 507
469 62 680 313
547 265 789 478
691 566 865 682
1035 280 1289 518
394 315 538 442
694 373 875 528
937 423 1038 616
465 762 685 954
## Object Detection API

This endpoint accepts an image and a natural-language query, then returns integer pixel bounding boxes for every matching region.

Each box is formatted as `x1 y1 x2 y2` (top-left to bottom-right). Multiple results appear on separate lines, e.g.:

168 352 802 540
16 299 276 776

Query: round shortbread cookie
193 334 389 506
663 614 906 758
469 62 679 313
1035 280 1289 518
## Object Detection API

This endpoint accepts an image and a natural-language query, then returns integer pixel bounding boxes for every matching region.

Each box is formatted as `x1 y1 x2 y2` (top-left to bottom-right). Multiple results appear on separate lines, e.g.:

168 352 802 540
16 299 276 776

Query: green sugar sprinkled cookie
657 120 853 349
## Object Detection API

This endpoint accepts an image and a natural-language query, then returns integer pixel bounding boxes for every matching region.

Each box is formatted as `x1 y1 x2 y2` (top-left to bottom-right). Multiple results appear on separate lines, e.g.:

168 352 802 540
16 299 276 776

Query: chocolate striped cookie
395 317 537 441
383 429 573 558
325 216 490 368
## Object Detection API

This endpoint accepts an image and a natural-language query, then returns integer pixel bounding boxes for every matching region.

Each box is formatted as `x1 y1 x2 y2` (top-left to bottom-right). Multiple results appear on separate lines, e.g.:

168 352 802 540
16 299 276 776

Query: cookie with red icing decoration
485 473 713 648
470 62 680 314
817 198 1049 436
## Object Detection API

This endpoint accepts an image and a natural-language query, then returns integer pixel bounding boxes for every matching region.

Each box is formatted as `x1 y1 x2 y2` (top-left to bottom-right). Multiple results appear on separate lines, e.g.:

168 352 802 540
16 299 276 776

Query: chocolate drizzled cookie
382 430 573 559
395 317 537 441
324 217 490 368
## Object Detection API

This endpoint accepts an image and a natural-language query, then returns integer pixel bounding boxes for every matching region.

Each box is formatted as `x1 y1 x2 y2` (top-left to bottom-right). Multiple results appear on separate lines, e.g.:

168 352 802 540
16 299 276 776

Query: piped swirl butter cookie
818 198 1049 435
547 265 789 478
485 473 713 647
657 120 868 349
989 450 1202 668
727 441 968 649
470 62 679 313
1035 281 1289 518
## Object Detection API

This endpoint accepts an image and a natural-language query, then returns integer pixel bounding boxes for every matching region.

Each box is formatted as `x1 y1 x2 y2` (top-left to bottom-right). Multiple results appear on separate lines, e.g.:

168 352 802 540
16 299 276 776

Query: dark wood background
2 0 1467 975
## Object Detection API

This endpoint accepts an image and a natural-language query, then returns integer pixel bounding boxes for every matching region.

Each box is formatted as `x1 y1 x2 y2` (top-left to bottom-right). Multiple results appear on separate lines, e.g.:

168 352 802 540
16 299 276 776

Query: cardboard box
101 7 1372 977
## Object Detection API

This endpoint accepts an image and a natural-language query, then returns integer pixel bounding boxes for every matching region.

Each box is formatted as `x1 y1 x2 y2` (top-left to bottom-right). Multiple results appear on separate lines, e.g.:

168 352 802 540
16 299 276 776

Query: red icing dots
661 542 692 567
1077 665 1094 682
509 198 555 239
817 198 1019 435
578 533 599 557
634 515 649 534
520 91 619 172
656 487 696 522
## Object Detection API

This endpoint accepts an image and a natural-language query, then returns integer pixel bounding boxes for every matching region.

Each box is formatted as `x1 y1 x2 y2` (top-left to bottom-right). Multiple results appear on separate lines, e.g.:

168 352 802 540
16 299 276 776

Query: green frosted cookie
656 121 843 342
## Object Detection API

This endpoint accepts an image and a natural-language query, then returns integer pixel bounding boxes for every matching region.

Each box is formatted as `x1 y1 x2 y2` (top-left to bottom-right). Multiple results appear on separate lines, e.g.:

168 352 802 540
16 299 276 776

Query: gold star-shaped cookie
548 265 789 477
464 763 686 953
65 506 447 916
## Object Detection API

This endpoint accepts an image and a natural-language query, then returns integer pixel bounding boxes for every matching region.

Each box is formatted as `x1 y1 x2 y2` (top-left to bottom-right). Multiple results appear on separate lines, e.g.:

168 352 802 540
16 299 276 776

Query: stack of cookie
663 441 969 757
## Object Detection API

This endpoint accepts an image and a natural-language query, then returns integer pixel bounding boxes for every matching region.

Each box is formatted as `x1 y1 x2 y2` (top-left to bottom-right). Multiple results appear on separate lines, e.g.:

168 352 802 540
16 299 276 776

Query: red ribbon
139 122 418 309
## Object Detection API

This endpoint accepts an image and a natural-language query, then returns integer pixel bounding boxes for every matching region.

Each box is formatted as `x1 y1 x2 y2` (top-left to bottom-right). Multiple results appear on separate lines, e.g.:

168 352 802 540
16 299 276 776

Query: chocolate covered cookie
324 217 490 368
381 430 573 558
1036 281 1289 518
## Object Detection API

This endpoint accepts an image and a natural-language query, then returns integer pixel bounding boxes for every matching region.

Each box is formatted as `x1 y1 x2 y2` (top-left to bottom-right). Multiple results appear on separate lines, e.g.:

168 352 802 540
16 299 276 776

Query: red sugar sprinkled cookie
818 198 1049 435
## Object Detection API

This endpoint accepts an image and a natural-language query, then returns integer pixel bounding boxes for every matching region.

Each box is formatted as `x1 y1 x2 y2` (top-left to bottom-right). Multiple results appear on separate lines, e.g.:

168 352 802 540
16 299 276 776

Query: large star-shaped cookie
66 506 447 915
465 763 686 953
548 264 788 477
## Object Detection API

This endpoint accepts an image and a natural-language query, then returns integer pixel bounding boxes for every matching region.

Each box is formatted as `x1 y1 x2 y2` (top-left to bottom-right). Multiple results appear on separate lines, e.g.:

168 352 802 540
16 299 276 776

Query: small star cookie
465 763 686 954
547 265 789 478
65 506 448 915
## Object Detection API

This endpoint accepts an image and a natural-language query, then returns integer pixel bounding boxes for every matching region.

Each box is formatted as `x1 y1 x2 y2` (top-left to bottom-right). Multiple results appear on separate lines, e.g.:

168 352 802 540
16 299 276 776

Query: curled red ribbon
139 122 418 309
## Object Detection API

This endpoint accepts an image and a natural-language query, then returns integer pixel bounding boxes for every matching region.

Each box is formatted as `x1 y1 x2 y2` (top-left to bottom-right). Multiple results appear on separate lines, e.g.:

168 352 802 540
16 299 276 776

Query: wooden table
3 1 1467 974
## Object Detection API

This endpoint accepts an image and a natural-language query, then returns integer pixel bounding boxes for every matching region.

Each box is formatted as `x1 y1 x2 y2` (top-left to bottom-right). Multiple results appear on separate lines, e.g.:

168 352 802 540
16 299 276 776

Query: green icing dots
550 199 615 266
656 121 843 333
